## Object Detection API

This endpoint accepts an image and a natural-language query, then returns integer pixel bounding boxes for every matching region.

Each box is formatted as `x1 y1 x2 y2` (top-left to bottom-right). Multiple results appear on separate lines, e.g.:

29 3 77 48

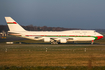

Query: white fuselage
9 30 103 42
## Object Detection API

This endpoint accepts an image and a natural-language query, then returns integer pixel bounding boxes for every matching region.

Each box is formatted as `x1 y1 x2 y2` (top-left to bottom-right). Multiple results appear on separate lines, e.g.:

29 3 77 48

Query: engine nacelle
60 39 67 43
44 38 51 42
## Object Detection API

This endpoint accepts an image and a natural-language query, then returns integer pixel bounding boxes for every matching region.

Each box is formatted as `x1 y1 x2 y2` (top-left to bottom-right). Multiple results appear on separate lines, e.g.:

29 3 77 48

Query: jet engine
60 39 67 43
44 38 51 42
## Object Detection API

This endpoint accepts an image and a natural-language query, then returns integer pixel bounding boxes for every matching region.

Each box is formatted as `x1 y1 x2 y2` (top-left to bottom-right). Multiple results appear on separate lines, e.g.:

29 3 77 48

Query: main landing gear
51 42 58 44
50 39 58 44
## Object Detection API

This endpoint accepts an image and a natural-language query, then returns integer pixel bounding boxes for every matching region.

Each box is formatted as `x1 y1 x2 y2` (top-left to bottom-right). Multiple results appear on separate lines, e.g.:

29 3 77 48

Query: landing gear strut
51 42 58 44
50 39 58 44
91 40 94 44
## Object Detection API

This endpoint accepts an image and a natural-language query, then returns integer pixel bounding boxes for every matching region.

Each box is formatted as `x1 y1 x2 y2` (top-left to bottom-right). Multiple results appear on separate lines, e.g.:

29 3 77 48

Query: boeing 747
5 17 103 44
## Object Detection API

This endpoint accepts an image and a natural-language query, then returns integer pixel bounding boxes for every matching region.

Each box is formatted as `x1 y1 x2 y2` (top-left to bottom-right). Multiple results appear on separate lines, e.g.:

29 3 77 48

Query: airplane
5 17 103 44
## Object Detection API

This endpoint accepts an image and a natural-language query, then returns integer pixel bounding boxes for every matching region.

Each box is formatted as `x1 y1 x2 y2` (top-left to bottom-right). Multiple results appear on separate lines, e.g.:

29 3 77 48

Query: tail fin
5 17 26 31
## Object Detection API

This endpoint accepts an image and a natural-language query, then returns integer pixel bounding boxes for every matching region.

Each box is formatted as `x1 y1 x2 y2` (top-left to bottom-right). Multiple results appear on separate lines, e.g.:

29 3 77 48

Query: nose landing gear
91 40 94 44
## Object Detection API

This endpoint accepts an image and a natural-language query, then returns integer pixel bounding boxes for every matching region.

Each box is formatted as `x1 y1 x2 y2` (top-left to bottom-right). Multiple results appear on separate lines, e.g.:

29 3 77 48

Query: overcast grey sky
0 0 105 29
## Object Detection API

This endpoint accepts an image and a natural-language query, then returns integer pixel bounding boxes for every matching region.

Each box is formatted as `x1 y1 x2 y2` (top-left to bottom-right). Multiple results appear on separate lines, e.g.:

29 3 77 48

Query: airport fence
0 48 105 52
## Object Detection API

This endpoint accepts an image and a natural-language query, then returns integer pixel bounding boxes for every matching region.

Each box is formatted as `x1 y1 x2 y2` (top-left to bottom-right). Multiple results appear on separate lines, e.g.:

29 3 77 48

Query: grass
0 66 105 70
0 45 105 67
0 35 105 69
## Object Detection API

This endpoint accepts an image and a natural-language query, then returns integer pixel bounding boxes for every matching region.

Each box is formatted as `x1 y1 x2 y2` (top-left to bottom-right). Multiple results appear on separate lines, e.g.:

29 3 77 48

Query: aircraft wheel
51 42 58 44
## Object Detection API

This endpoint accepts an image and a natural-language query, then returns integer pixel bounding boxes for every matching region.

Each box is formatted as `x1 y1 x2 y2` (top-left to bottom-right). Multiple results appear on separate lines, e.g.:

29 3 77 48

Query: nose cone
96 36 103 40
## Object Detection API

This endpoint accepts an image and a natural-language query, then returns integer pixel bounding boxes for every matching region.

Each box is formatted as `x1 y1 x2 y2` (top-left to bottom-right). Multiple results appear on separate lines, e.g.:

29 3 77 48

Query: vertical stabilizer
5 17 26 31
